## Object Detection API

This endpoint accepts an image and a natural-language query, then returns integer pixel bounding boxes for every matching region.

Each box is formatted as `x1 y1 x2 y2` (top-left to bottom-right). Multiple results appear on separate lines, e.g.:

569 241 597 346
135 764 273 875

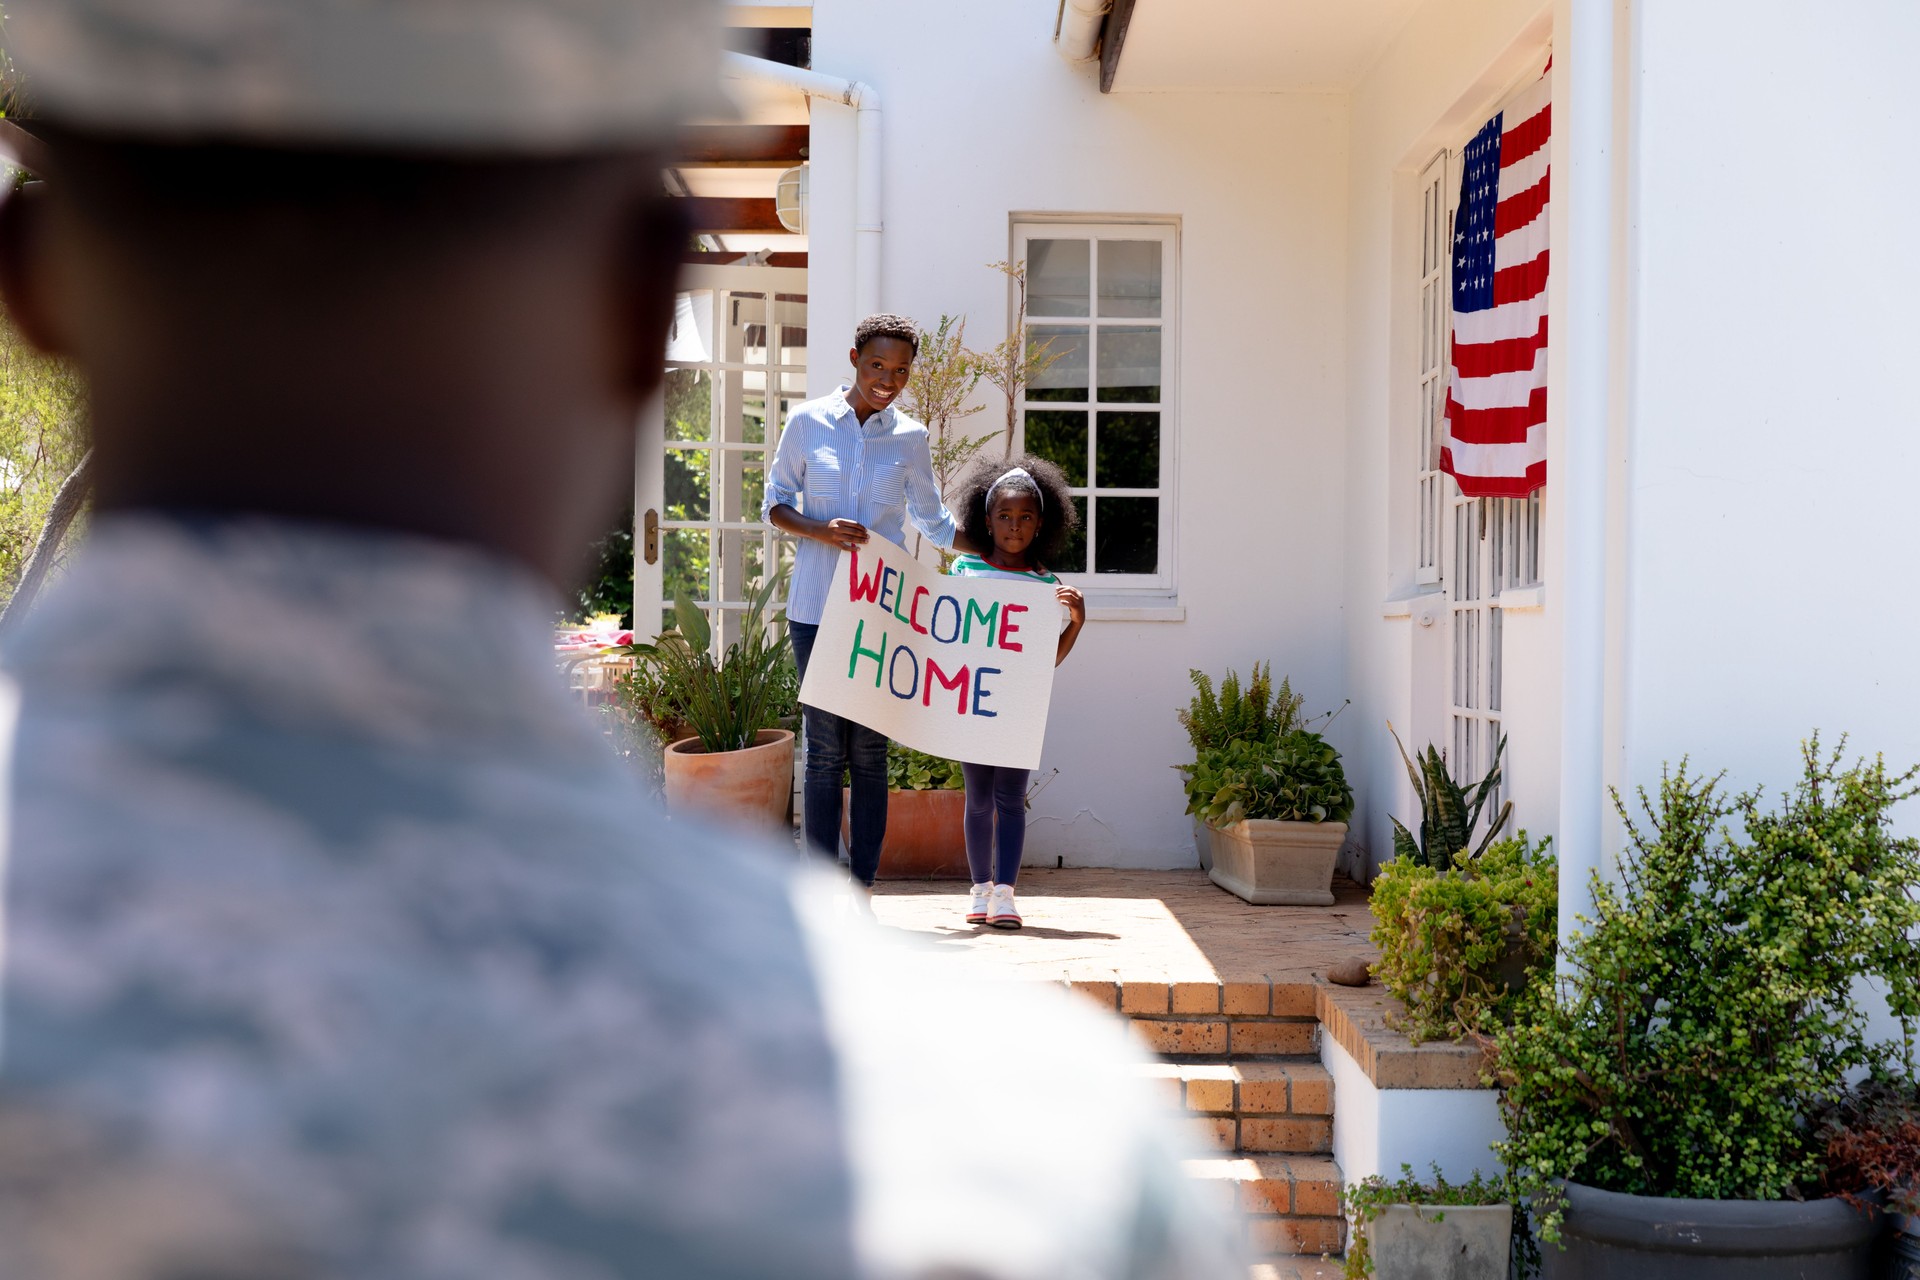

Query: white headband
986 467 1042 510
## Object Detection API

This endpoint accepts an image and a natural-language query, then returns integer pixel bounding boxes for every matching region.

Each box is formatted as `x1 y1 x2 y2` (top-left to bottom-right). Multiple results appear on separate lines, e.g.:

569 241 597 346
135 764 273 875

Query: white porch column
1553 0 1629 963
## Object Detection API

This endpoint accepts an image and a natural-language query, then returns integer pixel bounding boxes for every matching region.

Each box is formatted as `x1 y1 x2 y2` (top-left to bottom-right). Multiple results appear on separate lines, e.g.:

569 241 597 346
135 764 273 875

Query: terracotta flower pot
1206 817 1347 905
843 786 971 879
663 729 795 831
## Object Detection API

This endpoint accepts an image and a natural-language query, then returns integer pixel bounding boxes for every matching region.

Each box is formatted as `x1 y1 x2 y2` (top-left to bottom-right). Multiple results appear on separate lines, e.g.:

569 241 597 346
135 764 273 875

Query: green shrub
1178 661 1302 755
1176 730 1353 825
1491 739 1920 1243
1368 834 1556 1044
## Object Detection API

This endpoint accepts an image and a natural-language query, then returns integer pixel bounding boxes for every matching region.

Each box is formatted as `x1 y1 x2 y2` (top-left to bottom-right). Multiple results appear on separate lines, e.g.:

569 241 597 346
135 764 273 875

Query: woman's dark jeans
788 621 889 885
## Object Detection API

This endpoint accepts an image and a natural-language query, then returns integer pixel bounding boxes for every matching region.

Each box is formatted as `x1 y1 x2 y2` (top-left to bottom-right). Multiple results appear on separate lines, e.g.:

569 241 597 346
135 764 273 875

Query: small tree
973 260 1067 459
899 314 994 500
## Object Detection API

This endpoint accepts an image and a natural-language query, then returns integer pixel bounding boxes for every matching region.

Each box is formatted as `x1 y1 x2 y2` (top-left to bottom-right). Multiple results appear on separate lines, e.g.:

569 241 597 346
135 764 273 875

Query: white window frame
1415 150 1449 586
1011 218 1179 596
1415 71 1549 818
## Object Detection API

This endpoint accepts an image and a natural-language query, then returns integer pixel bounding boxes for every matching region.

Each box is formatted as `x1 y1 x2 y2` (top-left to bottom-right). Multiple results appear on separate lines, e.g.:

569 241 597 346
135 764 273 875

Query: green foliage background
0 317 88 611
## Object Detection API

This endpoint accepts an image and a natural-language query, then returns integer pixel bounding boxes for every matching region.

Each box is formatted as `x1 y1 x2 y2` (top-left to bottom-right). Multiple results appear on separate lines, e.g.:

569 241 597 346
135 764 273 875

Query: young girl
946 454 1085 929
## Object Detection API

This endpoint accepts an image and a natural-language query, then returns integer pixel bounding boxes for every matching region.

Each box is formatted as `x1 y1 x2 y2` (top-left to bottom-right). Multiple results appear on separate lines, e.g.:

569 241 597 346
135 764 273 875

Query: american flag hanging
1443 72 1551 498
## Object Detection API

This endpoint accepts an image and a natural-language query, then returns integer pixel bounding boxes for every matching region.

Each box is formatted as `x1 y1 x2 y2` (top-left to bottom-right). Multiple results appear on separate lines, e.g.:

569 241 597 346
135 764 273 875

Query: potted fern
621 576 794 830
1176 669 1353 906
1176 663 1302 871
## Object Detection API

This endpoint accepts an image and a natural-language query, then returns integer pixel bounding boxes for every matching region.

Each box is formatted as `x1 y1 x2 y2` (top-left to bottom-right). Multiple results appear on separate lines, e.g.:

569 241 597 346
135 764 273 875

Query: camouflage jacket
0 517 1238 1280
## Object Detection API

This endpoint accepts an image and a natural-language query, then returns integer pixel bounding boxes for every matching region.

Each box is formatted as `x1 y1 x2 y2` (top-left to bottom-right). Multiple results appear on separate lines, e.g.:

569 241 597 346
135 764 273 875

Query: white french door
634 263 807 654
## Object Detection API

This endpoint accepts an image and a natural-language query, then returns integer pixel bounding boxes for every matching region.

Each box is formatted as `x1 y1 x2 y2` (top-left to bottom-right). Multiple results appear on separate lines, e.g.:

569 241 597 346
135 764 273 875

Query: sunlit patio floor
869 867 1379 989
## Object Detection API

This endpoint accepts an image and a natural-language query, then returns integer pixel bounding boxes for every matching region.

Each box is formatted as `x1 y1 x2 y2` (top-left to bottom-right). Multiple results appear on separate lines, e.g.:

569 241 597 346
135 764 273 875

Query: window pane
1024 409 1088 486
1094 496 1158 575
1098 240 1162 318
722 367 769 444
732 452 766 521
665 448 710 520
663 528 710 606
1053 495 1088 573
1096 411 1159 488
733 293 768 362
1028 239 1091 317
1097 326 1161 403
1027 326 1089 402
665 368 711 441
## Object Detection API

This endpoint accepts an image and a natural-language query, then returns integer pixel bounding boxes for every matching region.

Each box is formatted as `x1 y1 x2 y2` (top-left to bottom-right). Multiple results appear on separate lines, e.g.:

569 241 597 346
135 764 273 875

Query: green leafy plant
1176 730 1353 826
1368 834 1556 1044
884 743 966 792
618 575 790 754
1490 738 1920 1245
1178 661 1303 755
1342 1164 1533 1279
1388 724 1512 871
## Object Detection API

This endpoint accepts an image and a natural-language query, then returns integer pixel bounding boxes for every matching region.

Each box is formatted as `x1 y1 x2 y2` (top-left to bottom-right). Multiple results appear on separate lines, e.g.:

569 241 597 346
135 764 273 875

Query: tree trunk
0 448 92 633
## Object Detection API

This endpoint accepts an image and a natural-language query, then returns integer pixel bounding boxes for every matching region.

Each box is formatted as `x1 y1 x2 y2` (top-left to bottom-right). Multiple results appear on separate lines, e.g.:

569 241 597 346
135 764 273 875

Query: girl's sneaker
966 882 992 925
987 884 1022 930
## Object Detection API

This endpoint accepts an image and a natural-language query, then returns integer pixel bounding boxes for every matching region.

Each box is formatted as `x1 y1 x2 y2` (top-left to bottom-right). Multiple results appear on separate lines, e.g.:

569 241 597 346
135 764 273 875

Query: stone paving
868 868 1380 987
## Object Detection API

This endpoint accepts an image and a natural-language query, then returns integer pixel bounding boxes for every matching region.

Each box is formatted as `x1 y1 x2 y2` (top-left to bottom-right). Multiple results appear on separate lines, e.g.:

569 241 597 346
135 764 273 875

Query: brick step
1182 1154 1347 1259
1139 1059 1334 1119
1250 1260 1343 1279
1127 1014 1319 1059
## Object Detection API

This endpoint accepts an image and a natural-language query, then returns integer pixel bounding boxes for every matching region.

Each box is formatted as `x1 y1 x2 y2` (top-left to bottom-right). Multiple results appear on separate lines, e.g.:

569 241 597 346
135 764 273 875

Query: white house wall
1620 2 1920 828
811 0 1351 867
1341 0 1559 876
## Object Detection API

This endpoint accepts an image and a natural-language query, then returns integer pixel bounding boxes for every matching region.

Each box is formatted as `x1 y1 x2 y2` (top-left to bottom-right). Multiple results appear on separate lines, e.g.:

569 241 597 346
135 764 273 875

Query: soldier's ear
614 190 687 401
0 183 70 357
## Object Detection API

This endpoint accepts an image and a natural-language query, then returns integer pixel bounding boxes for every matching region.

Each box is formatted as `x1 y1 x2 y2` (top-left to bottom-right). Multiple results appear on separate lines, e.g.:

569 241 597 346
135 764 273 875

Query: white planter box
1206 818 1347 905
1366 1203 1512 1280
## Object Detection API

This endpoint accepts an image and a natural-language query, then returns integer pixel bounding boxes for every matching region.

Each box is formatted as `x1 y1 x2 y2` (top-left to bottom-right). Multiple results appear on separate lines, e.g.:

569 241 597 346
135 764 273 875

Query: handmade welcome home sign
798 535 1063 770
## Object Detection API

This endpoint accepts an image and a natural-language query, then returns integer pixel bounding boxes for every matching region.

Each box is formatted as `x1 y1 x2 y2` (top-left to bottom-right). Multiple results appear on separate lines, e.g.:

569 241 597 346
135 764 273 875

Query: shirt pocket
804 449 844 506
869 462 908 510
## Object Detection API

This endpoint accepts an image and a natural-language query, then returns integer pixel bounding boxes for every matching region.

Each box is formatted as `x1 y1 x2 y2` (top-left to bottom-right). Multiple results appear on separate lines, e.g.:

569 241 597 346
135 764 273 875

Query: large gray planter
1542 1180 1881 1280
1366 1203 1512 1280
1883 1211 1919 1280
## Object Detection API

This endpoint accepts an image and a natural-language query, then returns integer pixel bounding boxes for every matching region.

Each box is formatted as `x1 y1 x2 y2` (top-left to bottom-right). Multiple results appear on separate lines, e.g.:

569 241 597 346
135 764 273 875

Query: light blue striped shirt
763 387 959 625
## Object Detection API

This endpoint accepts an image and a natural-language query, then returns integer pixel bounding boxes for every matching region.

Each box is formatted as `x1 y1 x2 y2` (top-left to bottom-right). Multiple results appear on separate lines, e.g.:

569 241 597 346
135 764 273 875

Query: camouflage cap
0 0 728 152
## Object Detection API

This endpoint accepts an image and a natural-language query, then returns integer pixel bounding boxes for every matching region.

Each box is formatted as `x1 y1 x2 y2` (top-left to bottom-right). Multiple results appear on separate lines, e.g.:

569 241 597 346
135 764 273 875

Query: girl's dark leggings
960 761 1030 886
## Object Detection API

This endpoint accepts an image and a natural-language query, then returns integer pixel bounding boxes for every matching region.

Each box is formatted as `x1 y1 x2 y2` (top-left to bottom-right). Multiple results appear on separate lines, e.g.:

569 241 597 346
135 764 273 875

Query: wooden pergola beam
1099 0 1138 95
674 125 808 169
678 196 786 233
681 250 808 268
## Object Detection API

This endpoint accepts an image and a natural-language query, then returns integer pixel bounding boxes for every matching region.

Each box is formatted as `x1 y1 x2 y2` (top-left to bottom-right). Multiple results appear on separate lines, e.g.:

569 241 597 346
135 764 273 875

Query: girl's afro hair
954 452 1079 569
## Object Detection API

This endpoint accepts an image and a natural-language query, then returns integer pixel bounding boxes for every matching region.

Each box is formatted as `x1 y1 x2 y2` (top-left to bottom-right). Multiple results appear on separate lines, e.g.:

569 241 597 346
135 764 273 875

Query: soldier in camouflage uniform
0 4 1242 1278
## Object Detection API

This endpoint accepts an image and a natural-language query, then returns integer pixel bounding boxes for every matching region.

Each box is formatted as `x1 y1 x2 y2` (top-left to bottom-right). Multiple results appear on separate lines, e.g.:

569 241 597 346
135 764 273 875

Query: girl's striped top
946 553 1060 585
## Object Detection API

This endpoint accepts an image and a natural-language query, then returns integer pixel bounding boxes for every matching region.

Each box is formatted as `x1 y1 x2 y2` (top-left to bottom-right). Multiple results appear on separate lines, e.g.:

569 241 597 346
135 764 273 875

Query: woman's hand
1057 584 1085 627
820 518 870 550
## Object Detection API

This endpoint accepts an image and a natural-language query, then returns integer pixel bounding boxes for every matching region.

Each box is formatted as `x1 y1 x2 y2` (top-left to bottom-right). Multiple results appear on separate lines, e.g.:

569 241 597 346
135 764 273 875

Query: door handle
643 509 659 566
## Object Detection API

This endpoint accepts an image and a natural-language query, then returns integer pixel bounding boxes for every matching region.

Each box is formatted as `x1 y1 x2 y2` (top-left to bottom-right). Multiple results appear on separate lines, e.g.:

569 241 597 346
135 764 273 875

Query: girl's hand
821 518 870 550
1057 585 1085 626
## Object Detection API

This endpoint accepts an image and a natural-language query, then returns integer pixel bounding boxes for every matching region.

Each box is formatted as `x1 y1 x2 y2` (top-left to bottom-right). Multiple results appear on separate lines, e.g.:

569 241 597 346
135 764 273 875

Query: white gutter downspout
721 52 882 320
1556 0 1617 968
1053 0 1110 64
